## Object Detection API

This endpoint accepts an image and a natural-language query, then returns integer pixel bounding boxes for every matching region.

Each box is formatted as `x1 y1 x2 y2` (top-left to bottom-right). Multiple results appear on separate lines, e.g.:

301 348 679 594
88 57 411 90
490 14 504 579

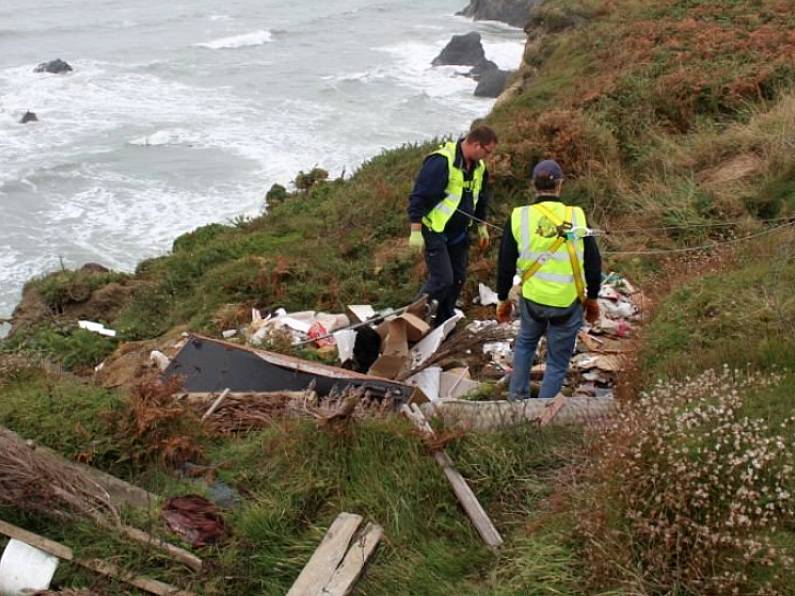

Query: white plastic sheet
0 539 59 595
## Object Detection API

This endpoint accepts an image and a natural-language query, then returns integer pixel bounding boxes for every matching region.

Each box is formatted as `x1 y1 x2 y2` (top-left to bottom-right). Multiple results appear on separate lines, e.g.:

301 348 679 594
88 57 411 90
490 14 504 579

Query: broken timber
425 396 614 432
0 425 155 509
287 512 383 596
201 387 231 422
0 425 202 572
164 334 419 402
536 393 567 426
0 519 196 596
401 404 504 549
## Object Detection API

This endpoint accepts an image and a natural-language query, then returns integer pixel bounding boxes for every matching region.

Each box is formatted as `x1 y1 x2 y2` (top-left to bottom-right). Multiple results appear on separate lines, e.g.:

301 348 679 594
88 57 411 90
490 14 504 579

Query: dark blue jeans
509 298 583 400
421 228 469 327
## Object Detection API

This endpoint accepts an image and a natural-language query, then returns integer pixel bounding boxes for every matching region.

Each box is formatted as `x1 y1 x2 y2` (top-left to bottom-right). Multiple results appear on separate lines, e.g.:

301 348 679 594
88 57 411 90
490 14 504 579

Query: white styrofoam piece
222 329 237 339
333 329 357 363
149 350 170 371
347 304 376 323
77 320 116 337
0 539 59 595
276 316 312 334
478 283 499 306
410 312 464 367
406 366 442 402
439 370 481 399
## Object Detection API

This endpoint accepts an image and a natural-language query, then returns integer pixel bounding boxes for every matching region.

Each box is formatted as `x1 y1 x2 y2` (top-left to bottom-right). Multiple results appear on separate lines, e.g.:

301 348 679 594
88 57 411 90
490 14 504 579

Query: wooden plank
115 523 202 572
286 513 363 596
0 519 195 596
401 405 503 549
0 426 156 509
0 519 73 561
201 388 231 422
82 559 195 596
536 393 567 427
322 522 383 596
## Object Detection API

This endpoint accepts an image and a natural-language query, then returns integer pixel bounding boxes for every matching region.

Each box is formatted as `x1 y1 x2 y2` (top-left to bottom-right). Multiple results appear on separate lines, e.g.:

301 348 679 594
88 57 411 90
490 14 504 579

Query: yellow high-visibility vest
421 141 486 233
511 201 586 307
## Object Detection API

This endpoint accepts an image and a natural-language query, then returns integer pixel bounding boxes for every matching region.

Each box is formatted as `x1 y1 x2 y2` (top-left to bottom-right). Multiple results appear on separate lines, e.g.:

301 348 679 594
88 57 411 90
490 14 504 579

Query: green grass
640 246 795 379
25 269 130 313
1 324 117 372
0 372 585 594
0 370 125 467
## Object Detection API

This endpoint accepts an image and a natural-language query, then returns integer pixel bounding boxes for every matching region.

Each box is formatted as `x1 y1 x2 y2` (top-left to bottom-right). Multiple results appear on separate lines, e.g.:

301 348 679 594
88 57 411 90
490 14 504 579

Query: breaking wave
196 30 273 50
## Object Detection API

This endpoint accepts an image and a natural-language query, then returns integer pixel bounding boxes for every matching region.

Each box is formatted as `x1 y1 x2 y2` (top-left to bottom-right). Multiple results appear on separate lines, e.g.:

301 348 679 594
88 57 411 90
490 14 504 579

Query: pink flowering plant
582 367 794 594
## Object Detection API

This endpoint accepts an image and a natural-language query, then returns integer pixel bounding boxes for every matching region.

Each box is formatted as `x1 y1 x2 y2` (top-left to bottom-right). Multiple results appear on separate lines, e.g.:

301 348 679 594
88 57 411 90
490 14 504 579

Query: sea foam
196 30 272 50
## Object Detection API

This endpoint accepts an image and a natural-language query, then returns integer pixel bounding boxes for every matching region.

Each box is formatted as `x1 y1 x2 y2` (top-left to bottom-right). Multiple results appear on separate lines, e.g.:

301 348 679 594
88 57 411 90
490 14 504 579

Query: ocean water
0 0 525 329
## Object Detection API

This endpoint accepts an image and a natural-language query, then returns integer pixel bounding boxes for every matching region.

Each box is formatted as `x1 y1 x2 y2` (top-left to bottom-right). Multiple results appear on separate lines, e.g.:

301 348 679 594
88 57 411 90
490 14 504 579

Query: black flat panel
164 336 412 402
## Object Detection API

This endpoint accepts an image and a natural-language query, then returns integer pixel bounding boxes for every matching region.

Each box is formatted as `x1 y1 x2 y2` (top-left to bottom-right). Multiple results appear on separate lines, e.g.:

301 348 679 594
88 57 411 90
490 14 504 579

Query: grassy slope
2 0 795 593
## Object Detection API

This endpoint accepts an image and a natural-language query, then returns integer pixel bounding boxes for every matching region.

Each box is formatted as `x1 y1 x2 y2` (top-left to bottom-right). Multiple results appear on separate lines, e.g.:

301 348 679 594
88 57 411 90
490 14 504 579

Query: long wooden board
287 513 383 596
286 513 364 596
401 404 503 549
0 519 195 596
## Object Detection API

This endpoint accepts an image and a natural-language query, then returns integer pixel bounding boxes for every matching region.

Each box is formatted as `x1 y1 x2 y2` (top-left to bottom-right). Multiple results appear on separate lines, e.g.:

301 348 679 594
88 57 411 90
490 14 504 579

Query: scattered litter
333 329 357 363
600 299 635 319
410 311 464 368
161 495 228 548
287 512 382 596
308 322 335 348
478 283 499 306
466 319 497 334
406 366 442 402
165 335 417 402
483 341 512 370
439 368 481 400
222 329 237 339
346 304 376 323
0 539 59 595
149 350 170 371
206 481 240 509
77 320 116 338
572 353 623 373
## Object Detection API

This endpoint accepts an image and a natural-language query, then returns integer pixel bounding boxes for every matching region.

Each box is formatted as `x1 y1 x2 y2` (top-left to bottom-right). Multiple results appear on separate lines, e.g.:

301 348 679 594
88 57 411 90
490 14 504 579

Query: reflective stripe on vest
421 141 486 232
511 201 587 307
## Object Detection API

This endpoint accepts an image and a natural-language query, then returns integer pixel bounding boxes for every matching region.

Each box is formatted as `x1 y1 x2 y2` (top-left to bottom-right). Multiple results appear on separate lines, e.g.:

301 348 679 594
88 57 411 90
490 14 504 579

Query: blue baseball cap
532 159 564 181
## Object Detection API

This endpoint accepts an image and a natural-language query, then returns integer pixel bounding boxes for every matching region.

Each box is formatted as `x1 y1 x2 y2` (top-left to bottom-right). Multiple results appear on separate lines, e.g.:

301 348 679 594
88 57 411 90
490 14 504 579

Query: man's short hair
466 125 498 146
531 159 564 191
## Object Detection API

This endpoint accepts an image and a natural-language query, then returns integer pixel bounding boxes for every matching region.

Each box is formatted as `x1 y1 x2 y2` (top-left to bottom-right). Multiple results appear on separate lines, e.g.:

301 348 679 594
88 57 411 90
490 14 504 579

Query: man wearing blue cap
495 159 602 400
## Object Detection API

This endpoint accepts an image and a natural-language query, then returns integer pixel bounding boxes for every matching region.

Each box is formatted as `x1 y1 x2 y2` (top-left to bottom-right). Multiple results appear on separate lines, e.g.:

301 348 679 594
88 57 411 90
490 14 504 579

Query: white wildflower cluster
597 367 793 593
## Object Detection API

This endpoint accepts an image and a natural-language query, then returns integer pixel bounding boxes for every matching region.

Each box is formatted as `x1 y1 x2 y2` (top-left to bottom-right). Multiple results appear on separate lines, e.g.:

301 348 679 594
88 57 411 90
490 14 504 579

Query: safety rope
455 207 795 256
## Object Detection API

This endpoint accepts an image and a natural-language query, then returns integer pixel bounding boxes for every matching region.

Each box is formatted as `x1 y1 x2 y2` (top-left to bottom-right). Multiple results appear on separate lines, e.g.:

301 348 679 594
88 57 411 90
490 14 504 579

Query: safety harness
519 203 586 304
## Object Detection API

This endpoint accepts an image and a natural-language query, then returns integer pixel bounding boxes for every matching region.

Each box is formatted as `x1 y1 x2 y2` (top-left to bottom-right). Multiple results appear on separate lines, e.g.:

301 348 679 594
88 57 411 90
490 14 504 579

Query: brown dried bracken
0 433 119 525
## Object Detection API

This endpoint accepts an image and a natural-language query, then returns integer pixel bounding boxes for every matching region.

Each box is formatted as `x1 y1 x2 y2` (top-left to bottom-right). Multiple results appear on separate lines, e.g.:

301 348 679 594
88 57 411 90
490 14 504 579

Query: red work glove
584 298 600 324
496 300 513 323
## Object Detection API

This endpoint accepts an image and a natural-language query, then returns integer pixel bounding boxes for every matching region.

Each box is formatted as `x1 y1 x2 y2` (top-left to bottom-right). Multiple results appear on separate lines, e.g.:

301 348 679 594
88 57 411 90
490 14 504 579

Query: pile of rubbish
84 272 643 406
188 295 507 404
471 271 644 400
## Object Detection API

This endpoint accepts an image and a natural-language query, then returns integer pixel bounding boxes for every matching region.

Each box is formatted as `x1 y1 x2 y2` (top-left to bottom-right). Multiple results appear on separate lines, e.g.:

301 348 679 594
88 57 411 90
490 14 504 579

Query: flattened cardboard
398 313 430 342
368 354 408 380
346 305 376 323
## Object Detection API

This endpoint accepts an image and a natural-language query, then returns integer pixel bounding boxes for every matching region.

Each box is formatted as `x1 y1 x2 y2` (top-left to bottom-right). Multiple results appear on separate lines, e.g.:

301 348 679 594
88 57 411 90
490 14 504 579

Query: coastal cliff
2 1 795 594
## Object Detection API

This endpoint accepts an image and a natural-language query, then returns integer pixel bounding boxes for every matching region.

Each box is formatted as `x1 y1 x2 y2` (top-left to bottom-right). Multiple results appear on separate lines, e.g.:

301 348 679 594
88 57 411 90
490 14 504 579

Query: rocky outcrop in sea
457 0 541 28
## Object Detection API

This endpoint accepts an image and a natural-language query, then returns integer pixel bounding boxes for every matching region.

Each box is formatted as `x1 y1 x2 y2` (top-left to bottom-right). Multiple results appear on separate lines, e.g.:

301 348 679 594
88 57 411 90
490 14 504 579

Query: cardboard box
398 313 430 342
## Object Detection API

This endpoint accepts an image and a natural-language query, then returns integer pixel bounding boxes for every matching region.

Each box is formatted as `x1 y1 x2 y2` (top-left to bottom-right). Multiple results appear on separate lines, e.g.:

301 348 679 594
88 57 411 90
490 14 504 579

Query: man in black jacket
408 126 498 326
495 159 601 400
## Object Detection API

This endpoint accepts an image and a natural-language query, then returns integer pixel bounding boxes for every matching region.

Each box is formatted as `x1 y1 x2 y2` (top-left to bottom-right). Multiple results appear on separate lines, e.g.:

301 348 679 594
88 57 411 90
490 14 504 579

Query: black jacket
407 139 491 240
